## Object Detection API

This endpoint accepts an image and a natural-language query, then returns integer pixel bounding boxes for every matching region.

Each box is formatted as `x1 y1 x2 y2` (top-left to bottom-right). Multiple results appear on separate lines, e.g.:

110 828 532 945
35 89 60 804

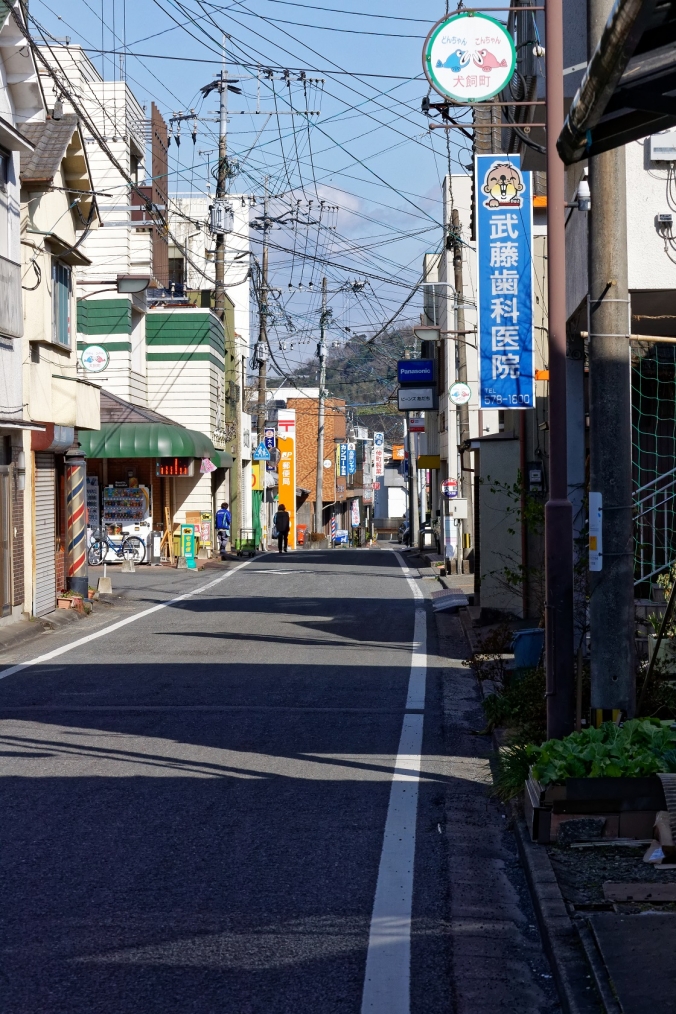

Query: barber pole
66 452 88 596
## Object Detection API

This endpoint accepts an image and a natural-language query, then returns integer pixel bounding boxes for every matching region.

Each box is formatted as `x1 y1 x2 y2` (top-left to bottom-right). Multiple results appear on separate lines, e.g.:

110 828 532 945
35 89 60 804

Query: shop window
52 260 71 346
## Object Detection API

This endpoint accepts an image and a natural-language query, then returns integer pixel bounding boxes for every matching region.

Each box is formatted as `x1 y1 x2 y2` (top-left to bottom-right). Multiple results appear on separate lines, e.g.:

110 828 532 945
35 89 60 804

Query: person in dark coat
274 504 290 553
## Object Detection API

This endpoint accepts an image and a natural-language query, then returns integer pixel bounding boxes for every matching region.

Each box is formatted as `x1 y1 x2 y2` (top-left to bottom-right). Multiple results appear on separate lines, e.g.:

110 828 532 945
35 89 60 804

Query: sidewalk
0 558 240 667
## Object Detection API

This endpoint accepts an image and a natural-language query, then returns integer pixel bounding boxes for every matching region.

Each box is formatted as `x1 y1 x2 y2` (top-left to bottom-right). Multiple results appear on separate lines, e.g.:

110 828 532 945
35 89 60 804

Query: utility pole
314 276 328 534
544 0 575 738
451 208 474 570
407 414 419 549
256 182 269 443
588 0 635 719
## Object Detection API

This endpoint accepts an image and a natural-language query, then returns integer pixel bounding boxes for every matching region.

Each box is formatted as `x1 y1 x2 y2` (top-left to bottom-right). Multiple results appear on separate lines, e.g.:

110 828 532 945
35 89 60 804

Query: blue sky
29 0 482 376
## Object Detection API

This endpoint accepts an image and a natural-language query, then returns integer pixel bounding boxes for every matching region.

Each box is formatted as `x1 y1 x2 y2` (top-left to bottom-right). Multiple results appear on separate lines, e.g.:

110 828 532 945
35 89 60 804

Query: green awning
78 422 234 467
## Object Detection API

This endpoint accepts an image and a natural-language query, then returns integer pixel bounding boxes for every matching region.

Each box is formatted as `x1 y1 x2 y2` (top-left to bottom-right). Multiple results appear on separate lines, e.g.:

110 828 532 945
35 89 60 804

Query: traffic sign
252 442 271 460
441 477 458 500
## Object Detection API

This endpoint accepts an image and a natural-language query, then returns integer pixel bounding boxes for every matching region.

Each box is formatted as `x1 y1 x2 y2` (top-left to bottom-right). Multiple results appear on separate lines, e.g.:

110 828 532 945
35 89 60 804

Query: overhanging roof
78 422 233 467
558 0 676 163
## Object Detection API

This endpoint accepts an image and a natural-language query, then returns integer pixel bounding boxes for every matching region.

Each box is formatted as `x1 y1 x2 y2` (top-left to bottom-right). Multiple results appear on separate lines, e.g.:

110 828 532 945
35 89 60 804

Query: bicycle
87 526 146 566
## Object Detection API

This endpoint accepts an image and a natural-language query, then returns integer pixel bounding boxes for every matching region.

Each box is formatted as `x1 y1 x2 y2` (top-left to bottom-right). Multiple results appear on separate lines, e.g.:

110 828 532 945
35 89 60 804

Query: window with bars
52 260 71 346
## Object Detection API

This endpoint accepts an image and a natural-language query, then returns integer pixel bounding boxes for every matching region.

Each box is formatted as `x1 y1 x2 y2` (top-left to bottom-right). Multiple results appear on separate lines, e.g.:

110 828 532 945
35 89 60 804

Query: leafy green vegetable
530 719 676 785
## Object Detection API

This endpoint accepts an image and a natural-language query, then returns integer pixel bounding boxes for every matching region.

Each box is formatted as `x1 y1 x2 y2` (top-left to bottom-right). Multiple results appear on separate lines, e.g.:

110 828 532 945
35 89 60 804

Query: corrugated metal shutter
34 453 56 617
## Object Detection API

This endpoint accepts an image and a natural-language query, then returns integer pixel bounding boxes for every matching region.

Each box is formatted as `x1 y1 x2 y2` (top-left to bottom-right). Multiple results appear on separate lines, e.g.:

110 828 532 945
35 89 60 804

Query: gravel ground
547 843 676 907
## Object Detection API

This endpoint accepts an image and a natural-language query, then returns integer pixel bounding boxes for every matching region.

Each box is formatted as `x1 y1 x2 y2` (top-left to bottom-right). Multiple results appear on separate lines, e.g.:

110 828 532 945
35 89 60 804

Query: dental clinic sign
476 153 534 409
423 12 516 103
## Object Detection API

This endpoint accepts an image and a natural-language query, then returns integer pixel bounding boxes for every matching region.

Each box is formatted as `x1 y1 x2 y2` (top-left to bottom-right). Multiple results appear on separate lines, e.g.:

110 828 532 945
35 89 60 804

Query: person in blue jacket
215 502 231 557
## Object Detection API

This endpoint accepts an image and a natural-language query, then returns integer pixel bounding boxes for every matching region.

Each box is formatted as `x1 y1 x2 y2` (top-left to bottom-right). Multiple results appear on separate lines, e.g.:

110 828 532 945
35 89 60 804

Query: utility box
446 498 468 519
650 130 676 161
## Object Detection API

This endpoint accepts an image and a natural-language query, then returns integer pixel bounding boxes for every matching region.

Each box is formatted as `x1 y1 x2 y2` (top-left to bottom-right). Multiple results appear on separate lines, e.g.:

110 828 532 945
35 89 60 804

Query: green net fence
632 342 676 593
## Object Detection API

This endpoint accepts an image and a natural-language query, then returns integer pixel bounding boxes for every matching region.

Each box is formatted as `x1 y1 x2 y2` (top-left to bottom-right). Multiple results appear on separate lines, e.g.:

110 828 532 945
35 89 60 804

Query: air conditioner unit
650 131 676 161
209 199 234 234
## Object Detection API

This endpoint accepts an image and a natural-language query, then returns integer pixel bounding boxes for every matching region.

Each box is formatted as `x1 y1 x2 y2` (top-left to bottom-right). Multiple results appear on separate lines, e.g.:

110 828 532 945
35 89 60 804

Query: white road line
361 550 428 1014
405 608 427 711
360 714 424 1014
0 558 255 682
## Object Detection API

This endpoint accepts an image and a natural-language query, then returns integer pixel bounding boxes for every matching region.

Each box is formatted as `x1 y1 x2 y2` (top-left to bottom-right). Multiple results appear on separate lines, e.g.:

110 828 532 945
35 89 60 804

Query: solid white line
360 713 424 1014
405 607 427 711
393 550 424 601
360 549 428 1013
0 558 255 682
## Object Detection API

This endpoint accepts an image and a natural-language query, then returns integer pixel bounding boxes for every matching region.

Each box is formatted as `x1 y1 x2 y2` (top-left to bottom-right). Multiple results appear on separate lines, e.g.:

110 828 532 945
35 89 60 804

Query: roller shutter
34 453 56 616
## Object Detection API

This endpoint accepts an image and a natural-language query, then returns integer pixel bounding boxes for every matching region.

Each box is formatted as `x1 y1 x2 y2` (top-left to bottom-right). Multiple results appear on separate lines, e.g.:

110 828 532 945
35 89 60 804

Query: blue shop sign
397 359 435 385
476 153 534 409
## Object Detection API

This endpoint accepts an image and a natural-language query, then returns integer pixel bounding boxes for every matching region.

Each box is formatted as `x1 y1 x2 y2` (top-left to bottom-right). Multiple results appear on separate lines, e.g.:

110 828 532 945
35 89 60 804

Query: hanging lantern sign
423 12 516 104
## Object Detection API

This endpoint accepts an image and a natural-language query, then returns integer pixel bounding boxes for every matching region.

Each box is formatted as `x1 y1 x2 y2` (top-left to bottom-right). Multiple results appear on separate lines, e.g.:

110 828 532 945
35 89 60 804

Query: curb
511 806 601 1014
0 606 90 655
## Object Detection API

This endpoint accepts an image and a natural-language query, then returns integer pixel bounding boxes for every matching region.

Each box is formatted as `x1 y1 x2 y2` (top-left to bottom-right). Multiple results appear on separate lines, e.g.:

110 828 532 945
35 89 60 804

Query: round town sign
449 381 471 406
423 12 516 103
80 344 109 373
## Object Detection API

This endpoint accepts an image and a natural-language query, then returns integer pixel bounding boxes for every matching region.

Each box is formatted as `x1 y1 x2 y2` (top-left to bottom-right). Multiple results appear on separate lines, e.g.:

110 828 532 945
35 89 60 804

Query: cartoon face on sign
482 162 524 208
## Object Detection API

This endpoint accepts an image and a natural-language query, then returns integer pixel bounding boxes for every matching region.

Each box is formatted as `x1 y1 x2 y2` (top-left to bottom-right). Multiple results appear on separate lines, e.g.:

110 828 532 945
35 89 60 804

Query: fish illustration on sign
435 49 470 72
473 48 508 70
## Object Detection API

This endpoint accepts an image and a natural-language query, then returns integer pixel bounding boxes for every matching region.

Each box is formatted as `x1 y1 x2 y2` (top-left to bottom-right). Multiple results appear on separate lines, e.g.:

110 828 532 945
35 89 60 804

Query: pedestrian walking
273 503 290 553
215 501 231 558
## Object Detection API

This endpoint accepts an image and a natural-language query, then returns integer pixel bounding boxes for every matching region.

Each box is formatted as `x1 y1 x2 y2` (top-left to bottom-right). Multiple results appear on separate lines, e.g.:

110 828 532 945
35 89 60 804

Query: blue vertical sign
347 445 357 475
476 154 534 409
339 443 348 476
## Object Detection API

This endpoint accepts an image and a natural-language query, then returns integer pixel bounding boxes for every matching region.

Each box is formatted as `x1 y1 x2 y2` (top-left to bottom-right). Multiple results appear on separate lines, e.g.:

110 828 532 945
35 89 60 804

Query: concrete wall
478 438 523 615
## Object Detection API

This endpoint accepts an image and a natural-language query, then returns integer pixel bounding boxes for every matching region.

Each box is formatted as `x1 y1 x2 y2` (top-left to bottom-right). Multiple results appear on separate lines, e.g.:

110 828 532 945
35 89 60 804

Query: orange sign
277 409 296 549
392 444 405 460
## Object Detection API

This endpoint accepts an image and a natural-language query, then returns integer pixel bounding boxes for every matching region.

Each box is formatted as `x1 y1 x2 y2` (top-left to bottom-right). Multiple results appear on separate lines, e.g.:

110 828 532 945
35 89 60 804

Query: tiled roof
19 115 79 183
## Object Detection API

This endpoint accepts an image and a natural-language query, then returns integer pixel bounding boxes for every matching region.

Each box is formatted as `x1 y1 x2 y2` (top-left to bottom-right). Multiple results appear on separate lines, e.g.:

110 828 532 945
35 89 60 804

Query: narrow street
0 550 557 1014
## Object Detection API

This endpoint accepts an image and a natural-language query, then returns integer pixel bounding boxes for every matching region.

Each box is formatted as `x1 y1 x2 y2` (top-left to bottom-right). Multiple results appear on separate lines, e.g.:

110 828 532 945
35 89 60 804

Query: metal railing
634 464 676 585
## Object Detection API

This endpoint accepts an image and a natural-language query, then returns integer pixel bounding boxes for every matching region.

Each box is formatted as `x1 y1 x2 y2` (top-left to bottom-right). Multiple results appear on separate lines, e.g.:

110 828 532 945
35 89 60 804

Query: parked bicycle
87 526 146 566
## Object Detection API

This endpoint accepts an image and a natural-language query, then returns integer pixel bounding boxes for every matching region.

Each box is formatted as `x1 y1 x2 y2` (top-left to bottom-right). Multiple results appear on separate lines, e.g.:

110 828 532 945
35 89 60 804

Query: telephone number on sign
484 393 532 406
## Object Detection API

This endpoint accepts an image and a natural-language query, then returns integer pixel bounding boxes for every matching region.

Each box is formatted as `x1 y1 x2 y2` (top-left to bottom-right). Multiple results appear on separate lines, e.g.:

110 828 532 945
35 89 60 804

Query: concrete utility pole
451 208 474 570
314 276 328 534
407 414 419 548
544 0 575 738
206 42 241 548
588 0 635 718
256 183 269 443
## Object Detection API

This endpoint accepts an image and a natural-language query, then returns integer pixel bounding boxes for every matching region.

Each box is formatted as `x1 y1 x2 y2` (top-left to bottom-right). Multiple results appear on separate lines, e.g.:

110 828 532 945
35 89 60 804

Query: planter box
525 774 666 843
57 597 72 609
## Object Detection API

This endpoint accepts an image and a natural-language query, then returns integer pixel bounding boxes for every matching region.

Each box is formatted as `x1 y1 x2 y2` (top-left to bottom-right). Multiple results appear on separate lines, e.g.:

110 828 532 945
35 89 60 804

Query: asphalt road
0 549 559 1014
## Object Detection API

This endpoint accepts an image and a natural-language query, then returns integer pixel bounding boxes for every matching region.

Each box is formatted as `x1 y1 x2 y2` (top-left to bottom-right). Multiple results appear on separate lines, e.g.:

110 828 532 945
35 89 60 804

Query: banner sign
277 409 296 550
350 499 360 527
476 153 534 409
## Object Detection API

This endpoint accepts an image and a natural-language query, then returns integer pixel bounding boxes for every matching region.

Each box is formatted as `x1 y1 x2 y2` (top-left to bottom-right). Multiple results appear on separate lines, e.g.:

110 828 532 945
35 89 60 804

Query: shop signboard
398 387 436 411
86 476 99 527
409 416 425 432
397 359 435 385
181 524 197 568
264 427 276 449
339 443 348 476
347 443 357 475
476 152 534 409
200 511 212 548
350 499 360 527
373 432 384 479
277 409 296 550
392 444 405 461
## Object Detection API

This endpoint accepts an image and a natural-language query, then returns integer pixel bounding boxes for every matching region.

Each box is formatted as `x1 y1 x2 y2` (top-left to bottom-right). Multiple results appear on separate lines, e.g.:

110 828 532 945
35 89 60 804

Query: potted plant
524 719 676 842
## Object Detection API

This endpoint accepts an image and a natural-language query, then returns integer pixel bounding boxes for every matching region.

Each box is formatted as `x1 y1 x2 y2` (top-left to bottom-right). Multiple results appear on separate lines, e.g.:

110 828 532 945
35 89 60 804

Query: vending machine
101 484 152 561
